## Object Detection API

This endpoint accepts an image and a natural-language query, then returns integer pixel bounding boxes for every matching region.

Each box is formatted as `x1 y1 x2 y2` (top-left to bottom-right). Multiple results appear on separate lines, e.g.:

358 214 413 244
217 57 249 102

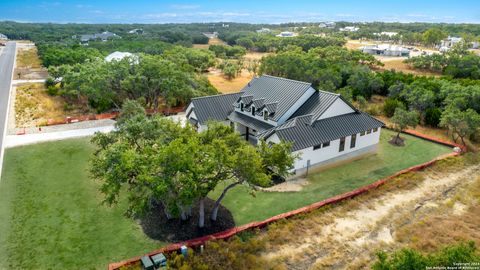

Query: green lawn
0 138 162 270
209 129 452 225
0 129 451 269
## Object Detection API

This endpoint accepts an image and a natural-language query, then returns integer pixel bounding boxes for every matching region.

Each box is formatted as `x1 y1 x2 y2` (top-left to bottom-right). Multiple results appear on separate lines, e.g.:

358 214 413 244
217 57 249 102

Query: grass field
209 129 452 225
0 138 162 270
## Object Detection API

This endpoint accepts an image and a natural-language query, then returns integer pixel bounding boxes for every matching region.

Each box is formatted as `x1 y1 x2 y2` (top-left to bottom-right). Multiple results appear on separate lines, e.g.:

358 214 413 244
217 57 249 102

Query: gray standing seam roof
189 93 241 125
237 75 312 121
228 111 274 132
290 90 341 121
261 112 384 151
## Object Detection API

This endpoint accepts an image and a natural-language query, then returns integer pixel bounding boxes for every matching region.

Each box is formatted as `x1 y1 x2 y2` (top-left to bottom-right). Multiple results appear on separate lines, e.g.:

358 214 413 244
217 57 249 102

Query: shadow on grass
140 198 235 242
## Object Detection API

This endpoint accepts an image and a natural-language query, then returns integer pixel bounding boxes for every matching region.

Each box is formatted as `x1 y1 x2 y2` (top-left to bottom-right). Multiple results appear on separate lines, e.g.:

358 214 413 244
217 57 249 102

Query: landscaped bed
0 129 451 269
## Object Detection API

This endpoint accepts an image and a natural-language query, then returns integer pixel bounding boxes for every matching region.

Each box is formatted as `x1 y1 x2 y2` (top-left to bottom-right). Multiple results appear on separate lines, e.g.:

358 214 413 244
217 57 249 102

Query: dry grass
207 69 253 94
192 37 227 49
374 57 441 76
14 83 82 127
14 47 48 80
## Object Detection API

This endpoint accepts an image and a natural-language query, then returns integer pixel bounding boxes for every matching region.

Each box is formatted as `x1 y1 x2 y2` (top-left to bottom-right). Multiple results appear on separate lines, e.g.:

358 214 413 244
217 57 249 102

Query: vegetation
49 51 217 112
391 108 420 145
90 101 295 228
373 242 480 270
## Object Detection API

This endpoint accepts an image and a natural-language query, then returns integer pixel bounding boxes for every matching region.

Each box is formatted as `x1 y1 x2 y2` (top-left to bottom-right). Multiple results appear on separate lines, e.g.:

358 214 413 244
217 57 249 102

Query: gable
317 98 356 120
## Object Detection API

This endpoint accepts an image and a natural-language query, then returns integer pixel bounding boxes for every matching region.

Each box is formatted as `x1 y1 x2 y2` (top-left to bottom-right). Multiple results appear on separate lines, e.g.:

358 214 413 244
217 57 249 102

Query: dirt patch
193 37 227 49
207 69 253 94
389 135 405 146
261 163 480 269
15 46 48 80
262 178 309 192
140 198 235 242
374 57 441 76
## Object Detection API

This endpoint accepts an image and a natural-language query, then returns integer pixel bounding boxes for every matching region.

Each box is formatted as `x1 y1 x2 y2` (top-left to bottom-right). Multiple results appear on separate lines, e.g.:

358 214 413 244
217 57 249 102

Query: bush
383 98 405 117
425 107 442 127
45 77 56 88
366 104 383 116
372 241 480 270
46 85 59 96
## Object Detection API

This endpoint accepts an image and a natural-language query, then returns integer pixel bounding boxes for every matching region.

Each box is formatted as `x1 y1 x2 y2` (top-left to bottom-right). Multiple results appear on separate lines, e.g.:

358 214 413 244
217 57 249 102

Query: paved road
0 41 16 179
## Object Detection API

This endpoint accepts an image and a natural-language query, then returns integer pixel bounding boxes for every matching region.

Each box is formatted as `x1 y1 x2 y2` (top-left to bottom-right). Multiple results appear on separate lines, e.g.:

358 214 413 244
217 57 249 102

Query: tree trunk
198 198 205 228
211 181 242 221
460 136 466 146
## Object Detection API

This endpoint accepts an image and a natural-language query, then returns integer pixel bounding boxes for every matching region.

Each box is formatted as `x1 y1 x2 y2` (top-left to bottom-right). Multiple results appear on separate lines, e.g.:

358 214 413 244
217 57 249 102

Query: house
186 75 384 175
256 28 271 34
79 31 119 45
374 32 398 38
339 26 359 32
319 22 336 29
128 28 143 34
361 44 410 57
104 51 138 63
0 33 8 40
440 36 463 49
276 31 296 37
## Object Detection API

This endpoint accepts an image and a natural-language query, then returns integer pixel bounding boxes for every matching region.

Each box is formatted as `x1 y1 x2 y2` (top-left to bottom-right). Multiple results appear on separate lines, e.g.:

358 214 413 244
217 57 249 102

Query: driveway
0 41 16 178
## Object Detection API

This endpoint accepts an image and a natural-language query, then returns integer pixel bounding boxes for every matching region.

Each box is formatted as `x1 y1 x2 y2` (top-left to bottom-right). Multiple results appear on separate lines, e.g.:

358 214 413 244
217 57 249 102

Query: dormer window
240 102 244 112
251 106 256 116
263 110 268 120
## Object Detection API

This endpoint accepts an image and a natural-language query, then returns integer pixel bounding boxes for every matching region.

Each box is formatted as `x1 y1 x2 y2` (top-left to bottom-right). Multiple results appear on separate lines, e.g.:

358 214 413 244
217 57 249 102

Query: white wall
292 127 381 171
318 98 355 120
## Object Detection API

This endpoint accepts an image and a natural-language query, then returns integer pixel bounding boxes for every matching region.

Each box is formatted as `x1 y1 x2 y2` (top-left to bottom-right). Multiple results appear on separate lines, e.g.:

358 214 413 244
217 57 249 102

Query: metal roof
290 90 341 122
189 93 241 125
237 75 312 121
261 112 384 151
228 111 274 132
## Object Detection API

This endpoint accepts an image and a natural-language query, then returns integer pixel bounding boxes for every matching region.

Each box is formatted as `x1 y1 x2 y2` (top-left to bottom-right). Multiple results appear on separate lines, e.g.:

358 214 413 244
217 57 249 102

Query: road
0 41 16 179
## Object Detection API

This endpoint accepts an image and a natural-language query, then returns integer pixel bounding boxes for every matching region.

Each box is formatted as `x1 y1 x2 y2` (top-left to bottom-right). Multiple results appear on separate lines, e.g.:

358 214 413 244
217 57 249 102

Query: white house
361 44 410 57
186 75 384 176
0 33 8 40
339 26 359 32
276 31 297 37
256 28 271 34
319 22 336 29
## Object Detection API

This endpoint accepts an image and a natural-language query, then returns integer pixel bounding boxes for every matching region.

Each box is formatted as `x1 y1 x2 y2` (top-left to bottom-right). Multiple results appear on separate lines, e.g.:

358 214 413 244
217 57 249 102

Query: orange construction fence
107 130 462 270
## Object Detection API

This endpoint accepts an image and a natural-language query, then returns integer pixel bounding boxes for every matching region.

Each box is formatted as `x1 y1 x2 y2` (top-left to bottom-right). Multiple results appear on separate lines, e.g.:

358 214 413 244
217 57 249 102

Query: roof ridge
317 89 340 96
191 92 240 100
261 75 312 86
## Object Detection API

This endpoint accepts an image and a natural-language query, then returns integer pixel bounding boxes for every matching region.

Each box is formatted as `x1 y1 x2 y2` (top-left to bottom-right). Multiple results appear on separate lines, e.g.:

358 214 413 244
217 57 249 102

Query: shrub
45 77 56 88
372 241 480 270
383 98 405 117
425 107 442 127
366 104 383 116
46 85 59 96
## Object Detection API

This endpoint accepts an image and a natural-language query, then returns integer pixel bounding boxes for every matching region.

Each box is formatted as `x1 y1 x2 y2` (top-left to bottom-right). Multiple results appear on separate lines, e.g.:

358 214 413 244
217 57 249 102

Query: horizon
1 0 480 24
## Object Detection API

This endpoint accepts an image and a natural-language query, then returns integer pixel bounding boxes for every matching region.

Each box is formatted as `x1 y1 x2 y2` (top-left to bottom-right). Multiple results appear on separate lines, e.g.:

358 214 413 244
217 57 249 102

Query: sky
0 0 479 24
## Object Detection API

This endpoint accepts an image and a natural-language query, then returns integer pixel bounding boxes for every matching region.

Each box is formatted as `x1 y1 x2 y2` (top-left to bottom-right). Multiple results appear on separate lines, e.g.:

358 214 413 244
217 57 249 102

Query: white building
374 32 398 38
319 22 336 29
256 28 271 34
339 26 359 32
0 33 8 40
186 75 384 176
276 31 297 37
361 44 410 57
104 51 138 63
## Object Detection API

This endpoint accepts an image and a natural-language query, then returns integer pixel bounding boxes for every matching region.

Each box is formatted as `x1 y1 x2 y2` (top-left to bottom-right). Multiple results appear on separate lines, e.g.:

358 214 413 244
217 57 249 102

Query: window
240 103 244 112
367 129 372 134
251 106 256 116
360 131 366 136
339 137 345 152
350 134 357 149
373 128 378 132
322 141 330 148
263 110 268 121
313 144 321 150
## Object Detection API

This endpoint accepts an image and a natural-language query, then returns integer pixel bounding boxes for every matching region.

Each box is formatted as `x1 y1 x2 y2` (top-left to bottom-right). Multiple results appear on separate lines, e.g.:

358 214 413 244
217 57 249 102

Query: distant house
256 28 271 34
202 32 218 39
439 36 464 52
79 31 119 45
186 75 384 175
128 28 143 34
0 33 8 40
361 44 410 57
104 51 138 63
374 32 398 38
276 31 297 37
339 26 359 32
318 22 336 29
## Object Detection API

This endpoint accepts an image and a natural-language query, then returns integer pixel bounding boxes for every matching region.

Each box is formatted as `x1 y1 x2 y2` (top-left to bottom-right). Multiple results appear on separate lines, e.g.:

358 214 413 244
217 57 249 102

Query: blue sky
1 0 479 24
